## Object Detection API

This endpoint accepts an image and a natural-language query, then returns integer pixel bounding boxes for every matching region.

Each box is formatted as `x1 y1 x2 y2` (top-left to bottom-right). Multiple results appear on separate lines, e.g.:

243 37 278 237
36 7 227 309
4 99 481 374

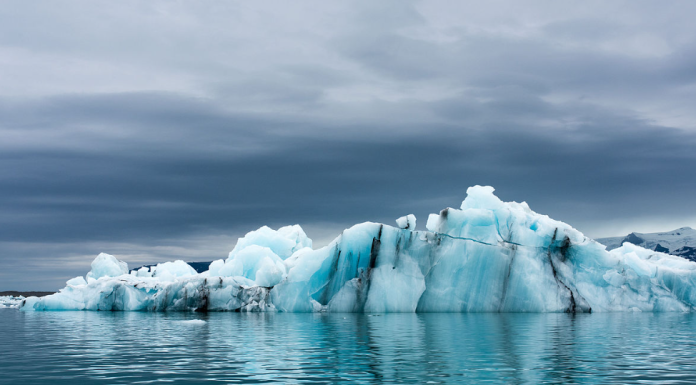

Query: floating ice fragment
0 295 25 309
179 319 207 325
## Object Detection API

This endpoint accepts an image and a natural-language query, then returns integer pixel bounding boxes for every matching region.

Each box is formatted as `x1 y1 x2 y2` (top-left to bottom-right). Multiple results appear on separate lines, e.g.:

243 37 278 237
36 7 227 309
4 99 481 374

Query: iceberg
20 186 696 313
1 295 25 309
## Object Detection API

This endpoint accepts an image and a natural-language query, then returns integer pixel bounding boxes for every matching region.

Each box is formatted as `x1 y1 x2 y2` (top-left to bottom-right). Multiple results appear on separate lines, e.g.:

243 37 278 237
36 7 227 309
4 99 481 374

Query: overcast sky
2 1 696 290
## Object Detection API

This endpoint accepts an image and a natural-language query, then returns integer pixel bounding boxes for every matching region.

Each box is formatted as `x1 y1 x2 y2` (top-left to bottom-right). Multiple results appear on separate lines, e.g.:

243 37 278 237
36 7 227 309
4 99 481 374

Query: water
2 310 696 384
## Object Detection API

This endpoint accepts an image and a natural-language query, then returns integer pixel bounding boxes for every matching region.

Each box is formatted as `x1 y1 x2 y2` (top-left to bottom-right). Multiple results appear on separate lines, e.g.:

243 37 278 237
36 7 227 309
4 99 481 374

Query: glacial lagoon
2 310 696 384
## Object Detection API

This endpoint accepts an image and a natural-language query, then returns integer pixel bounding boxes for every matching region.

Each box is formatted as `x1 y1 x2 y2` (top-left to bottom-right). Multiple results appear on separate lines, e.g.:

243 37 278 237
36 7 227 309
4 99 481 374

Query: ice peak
396 214 416 230
229 224 312 261
461 185 505 210
85 253 128 281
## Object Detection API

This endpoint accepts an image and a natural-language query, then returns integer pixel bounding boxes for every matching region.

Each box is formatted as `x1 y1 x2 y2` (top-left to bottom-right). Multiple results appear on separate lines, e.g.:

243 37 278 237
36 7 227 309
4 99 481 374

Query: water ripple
2 310 696 384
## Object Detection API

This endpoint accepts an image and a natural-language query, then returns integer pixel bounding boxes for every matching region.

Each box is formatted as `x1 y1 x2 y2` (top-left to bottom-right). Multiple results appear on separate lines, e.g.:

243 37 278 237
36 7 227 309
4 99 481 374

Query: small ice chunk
180 319 206 325
0 295 26 308
396 214 416 230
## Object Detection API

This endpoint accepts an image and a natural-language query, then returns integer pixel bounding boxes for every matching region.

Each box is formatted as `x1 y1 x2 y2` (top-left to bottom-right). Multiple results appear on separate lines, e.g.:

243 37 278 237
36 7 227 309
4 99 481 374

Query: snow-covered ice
598 227 696 252
597 227 696 261
20 186 696 313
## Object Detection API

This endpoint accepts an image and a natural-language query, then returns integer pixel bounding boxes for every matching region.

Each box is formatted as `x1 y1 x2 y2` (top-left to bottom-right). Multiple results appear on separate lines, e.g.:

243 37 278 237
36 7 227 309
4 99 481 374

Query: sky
2 1 696 290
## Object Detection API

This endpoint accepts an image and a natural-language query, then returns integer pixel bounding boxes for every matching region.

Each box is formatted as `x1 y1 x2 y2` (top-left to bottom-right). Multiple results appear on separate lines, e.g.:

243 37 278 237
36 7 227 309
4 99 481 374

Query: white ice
179 319 206 325
86 253 128 281
598 227 696 253
20 186 696 313
151 260 197 281
396 214 416 230
229 225 311 260
0 295 25 309
217 245 287 287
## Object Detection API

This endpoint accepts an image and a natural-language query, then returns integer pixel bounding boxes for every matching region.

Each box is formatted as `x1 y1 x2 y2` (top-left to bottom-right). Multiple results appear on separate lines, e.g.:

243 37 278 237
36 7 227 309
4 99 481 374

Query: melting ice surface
21 186 696 312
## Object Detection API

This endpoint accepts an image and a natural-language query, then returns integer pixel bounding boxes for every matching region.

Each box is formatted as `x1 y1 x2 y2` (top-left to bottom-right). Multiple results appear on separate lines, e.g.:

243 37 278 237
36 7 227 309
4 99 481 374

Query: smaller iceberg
20 186 696 313
0 295 25 309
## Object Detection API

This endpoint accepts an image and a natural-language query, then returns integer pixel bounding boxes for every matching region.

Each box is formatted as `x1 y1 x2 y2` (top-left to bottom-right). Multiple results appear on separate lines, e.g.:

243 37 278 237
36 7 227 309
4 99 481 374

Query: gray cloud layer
2 1 696 289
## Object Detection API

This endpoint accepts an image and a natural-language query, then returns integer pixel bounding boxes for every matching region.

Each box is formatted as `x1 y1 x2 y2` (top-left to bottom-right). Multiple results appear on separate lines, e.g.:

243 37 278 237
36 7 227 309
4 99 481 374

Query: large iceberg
21 186 696 312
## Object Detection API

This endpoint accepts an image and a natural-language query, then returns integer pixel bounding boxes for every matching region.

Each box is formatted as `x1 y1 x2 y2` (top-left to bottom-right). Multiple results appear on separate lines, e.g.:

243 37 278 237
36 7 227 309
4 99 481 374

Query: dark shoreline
0 291 54 297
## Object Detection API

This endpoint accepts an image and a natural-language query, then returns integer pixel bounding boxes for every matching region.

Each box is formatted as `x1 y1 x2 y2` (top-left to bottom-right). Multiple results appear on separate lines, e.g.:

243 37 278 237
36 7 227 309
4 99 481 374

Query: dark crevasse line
546 228 591 313
434 231 527 248
316 244 342 305
362 224 384 312
195 278 209 312
498 244 517 312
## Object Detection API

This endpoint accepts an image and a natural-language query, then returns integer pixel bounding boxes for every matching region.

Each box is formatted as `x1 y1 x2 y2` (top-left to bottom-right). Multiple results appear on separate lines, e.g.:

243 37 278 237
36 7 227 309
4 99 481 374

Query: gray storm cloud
1 0 696 290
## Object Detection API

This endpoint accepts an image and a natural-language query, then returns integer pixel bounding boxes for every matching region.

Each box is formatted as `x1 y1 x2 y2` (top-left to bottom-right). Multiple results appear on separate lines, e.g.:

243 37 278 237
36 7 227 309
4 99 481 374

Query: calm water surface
1 310 696 384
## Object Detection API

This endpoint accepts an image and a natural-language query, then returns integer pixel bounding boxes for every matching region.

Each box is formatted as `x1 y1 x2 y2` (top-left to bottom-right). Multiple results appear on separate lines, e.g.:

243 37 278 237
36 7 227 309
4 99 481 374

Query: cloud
1 1 696 289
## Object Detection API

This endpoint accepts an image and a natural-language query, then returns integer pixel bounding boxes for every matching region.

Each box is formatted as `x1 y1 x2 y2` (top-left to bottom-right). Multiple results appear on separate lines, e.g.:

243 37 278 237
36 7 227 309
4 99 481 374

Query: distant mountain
596 227 696 262
0 291 54 297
